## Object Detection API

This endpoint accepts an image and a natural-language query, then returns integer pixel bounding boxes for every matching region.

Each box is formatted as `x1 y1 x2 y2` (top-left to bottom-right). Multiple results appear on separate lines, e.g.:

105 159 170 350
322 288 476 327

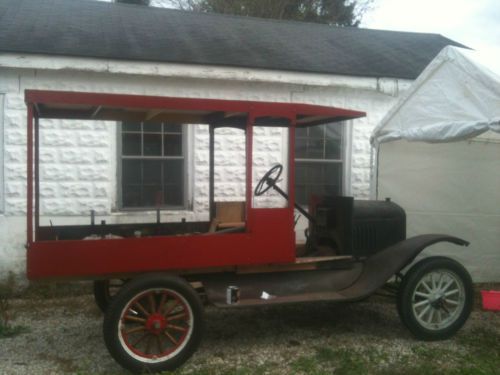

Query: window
295 123 344 205
120 122 185 209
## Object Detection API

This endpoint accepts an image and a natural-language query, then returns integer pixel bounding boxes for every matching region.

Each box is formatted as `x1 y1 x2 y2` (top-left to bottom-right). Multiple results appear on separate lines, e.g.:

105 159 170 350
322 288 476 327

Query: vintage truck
24 90 473 373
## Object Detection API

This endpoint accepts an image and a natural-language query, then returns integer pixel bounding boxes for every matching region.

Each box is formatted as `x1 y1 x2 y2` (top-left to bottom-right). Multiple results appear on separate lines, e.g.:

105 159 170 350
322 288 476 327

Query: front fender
338 234 469 300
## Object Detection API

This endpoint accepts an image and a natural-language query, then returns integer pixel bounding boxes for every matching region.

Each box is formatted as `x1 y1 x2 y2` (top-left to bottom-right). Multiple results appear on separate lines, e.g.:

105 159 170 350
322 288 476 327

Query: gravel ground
1 293 499 375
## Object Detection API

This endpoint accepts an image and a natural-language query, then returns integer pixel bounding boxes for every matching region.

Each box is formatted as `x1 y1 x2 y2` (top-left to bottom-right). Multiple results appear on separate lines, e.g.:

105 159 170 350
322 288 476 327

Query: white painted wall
0 56 406 281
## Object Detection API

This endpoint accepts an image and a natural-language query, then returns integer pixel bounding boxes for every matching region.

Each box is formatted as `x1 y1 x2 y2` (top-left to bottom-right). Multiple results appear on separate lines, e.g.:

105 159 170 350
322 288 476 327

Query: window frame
116 121 190 211
294 121 351 205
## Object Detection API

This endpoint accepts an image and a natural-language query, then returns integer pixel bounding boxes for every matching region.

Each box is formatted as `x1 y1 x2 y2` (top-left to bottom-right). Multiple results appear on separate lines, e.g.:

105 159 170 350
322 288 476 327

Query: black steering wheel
254 164 283 196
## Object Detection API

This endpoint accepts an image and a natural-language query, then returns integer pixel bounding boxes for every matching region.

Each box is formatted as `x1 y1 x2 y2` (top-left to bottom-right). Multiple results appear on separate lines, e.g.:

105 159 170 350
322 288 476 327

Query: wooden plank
217 221 245 229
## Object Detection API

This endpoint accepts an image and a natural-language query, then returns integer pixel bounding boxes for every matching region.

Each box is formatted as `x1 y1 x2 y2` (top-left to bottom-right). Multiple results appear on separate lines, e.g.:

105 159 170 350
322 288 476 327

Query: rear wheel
93 279 127 313
397 257 473 341
103 274 204 373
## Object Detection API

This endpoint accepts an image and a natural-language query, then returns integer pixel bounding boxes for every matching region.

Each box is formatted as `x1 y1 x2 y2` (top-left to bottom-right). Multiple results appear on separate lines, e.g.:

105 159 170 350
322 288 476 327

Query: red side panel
27 209 295 280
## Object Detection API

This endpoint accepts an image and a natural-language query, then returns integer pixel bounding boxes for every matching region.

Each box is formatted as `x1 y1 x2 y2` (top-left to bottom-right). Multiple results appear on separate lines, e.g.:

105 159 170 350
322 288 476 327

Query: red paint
25 90 364 123
25 90 364 280
121 289 190 359
27 209 295 279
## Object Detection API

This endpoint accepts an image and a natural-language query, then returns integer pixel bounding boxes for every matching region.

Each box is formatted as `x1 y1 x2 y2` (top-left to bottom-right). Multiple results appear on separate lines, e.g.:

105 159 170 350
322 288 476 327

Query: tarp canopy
371 46 500 145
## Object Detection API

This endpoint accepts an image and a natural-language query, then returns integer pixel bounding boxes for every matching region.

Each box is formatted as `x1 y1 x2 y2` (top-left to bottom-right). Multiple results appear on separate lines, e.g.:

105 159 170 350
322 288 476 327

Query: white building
0 0 462 280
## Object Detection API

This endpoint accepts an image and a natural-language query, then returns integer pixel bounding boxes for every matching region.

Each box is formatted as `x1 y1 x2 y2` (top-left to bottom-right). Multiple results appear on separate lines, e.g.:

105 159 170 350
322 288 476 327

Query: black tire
93 279 127 313
103 274 204 374
397 256 473 341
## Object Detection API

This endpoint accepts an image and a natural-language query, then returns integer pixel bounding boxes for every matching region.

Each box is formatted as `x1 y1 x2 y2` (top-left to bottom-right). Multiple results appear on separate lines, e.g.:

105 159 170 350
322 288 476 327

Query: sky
361 0 500 74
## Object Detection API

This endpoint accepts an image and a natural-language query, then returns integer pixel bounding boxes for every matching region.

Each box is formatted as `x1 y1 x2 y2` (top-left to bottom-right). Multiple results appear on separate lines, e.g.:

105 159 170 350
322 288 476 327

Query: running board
202 234 469 307
202 263 363 307
236 256 353 274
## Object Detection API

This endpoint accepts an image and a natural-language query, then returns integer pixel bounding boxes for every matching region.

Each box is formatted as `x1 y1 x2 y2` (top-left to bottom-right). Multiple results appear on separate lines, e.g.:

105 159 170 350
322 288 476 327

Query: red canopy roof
25 90 365 127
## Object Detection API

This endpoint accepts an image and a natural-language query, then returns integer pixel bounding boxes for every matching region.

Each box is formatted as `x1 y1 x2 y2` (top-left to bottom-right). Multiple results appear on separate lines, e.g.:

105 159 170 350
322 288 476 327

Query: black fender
338 234 469 300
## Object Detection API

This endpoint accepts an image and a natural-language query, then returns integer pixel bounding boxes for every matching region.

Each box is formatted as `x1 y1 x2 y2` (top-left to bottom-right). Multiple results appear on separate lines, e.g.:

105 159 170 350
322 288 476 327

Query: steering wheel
254 164 283 196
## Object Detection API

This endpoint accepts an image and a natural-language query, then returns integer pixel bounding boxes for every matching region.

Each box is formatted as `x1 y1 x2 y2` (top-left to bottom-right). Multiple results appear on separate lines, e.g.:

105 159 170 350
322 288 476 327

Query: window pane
295 126 308 138
143 160 162 184
295 138 307 158
308 164 324 183
296 185 307 206
143 122 162 133
142 185 164 206
163 160 184 206
325 139 341 159
295 162 342 204
120 121 185 209
309 125 324 139
325 123 342 139
164 185 183 206
143 134 162 156
307 139 324 159
163 159 183 184
325 163 342 187
122 133 141 156
164 124 182 133
325 124 342 159
122 159 141 184
122 121 141 132
296 164 307 181
295 122 344 205
122 185 142 207
164 134 182 156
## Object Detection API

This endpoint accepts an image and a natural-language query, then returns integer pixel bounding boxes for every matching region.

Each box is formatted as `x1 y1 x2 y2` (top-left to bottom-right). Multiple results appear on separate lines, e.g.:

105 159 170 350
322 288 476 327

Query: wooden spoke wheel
103 274 204 373
397 257 473 341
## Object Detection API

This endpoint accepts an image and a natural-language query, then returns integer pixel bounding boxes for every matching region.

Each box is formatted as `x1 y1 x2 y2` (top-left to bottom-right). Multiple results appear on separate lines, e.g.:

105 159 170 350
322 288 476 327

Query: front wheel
103 274 204 373
397 257 473 341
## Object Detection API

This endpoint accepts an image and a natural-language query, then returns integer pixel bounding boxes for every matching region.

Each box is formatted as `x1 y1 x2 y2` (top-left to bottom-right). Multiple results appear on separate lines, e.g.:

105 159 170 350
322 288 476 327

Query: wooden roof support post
209 124 215 221
26 103 34 247
245 114 254 231
34 115 40 241
288 117 296 213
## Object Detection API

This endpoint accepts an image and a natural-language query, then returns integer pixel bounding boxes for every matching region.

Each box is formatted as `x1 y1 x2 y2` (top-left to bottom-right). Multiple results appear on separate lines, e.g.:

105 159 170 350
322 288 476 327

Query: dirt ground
0 287 499 375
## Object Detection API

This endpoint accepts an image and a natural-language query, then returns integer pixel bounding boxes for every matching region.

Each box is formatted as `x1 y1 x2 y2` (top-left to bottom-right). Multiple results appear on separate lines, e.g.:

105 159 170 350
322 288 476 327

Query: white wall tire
397 257 473 341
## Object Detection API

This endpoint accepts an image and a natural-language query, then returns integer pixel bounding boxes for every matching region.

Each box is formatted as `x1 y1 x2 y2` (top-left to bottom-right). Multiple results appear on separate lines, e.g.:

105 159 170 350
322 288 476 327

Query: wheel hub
146 313 167 335
429 292 445 308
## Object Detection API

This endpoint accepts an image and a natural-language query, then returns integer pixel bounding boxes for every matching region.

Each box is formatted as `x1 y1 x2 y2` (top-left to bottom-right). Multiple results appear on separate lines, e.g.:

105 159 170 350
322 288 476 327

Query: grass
0 273 30 339
161 328 500 375
2 281 499 374
0 323 29 339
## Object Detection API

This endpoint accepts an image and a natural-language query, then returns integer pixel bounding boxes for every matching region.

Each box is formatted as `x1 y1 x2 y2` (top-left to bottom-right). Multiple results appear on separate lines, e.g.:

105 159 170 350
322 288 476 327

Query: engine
307 196 406 257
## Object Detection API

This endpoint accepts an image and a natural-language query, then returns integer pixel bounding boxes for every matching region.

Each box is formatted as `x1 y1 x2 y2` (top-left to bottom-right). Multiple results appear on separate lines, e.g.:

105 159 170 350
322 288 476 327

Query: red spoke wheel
103 274 204 373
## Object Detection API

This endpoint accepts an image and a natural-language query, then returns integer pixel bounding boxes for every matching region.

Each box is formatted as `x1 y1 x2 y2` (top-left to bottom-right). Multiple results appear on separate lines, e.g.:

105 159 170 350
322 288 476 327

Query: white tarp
371 46 500 145
372 46 500 282
377 137 500 282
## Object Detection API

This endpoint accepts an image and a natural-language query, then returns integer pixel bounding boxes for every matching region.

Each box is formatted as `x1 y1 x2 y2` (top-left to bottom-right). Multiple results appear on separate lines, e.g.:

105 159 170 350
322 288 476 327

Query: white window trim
342 121 353 196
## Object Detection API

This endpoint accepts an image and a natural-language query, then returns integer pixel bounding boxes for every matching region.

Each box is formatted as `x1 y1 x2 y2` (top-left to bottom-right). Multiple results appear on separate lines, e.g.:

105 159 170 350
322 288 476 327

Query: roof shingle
0 0 465 79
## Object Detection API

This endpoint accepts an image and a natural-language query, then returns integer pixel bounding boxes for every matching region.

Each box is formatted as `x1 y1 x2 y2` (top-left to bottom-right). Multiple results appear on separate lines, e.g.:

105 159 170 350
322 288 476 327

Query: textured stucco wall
0 60 405 280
